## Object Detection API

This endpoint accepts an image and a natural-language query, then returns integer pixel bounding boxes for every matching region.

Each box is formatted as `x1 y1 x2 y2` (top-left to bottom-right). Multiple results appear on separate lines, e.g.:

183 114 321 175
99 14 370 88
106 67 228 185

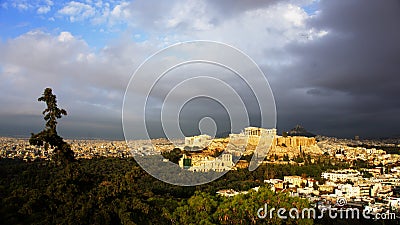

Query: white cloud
284 4 308 26
37 5 51 14
15 2 29 10
94 0 103 8
0 0 54 14
166 0 214 30
55 0 132 27
57 31 75 42
58 1 96 22
37 0 53 14
0 29 156 122
107 1 131 25
105 0 326 57
3 0 53 12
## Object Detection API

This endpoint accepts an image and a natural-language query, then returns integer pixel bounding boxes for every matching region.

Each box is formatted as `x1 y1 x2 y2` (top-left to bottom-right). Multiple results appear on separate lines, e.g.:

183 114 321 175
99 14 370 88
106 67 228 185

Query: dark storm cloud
206 0 312 17
271 0 400 137
205 0 282 18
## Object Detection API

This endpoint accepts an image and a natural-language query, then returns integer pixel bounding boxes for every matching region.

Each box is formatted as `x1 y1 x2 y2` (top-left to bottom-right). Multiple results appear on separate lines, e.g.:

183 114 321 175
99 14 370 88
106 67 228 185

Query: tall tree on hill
29 88 75 163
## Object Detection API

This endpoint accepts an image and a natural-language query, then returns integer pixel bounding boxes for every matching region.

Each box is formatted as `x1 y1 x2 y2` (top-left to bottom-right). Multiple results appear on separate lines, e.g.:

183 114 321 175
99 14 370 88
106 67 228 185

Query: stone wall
274 136 316 148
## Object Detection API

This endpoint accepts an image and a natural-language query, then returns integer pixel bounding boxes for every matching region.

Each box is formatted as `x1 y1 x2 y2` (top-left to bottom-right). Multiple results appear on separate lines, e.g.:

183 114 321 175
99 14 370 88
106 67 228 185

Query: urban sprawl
1 126 400 219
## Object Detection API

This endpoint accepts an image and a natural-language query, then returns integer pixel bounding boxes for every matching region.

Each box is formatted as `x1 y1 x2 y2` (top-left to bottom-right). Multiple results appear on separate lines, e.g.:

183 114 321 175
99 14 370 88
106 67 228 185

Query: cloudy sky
0 0 399 139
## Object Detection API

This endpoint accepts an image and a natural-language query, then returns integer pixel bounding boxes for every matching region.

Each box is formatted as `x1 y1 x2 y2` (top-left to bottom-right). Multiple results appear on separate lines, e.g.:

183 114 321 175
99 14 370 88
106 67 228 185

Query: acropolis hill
270 136 321 159
183 126 322 160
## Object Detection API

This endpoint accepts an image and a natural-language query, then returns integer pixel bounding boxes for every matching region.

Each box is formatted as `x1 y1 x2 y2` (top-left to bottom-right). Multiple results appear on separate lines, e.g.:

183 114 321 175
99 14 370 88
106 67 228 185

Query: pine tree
29 88 75 163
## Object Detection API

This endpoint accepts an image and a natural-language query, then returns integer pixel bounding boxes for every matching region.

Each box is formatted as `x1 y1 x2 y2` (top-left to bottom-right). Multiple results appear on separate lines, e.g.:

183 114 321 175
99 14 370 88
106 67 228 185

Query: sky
0 0 399 140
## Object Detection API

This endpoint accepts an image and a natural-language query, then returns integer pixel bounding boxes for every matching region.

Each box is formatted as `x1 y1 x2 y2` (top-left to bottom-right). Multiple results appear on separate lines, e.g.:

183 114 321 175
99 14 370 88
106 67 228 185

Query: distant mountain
287 125 316 137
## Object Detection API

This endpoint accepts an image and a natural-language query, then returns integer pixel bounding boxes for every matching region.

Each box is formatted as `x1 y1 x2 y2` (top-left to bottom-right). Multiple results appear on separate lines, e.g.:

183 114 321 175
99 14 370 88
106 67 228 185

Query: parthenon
244 127 277 136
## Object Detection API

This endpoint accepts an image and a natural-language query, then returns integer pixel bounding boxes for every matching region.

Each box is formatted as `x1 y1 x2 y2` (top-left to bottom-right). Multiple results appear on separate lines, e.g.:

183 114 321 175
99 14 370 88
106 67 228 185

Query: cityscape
2 125 400 221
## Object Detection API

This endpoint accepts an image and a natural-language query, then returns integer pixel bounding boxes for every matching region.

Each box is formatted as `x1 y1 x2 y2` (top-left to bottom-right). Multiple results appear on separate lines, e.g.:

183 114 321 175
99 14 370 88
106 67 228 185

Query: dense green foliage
29 88 74 163
161 148 183 164
0 156 361 225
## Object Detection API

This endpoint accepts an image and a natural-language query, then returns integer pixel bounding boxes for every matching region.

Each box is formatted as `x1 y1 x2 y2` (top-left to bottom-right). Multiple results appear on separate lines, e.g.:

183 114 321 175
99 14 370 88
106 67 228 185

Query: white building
243 127 277 137
216 189 239 197
335 184 361 198
179 153 234 172
184 134 212 148
297 187 316 196
284 176 304 187
391 166 400 174
321 169 361 183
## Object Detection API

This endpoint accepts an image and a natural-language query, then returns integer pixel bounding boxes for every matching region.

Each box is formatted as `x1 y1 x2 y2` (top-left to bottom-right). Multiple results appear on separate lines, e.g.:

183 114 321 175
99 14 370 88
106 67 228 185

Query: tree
306 154 312 165
294 156 304 163
344 179 354 185
283 154 290 162
161 148 182 164
313 182 319 190
172 191 217 224
362 171 373 178
29 88 75 163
